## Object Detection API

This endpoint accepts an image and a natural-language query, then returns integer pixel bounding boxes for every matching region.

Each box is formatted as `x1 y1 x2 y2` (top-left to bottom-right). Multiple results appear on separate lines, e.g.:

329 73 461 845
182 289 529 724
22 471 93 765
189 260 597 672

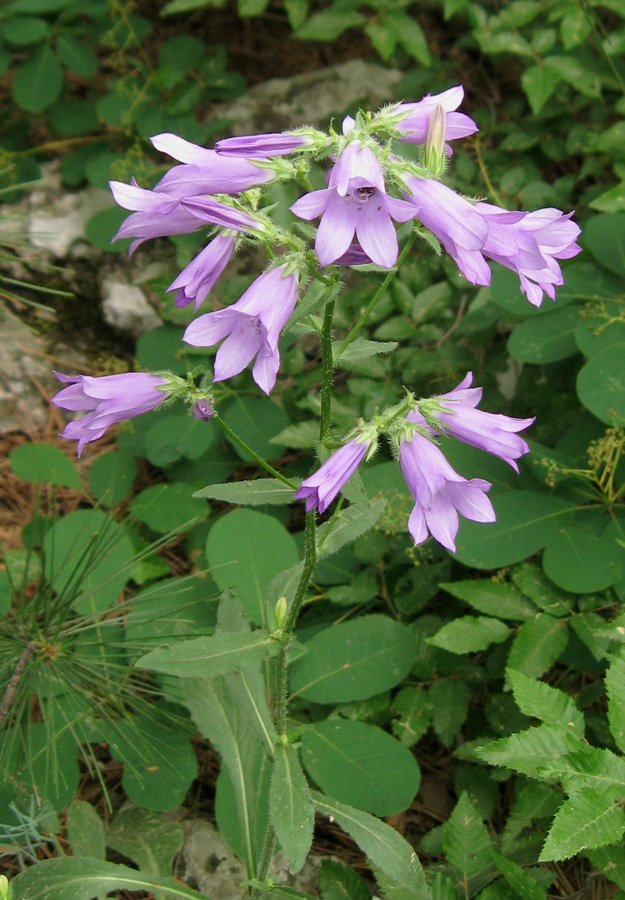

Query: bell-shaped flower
150 133 275 194
182 264 298 394
52 371 173 457
399 420 496 552
215 131 315 158
295 437 372 514
382 87 478 152
110 180 204 254
290 140 415 268
423 372 535 472
167 233 236 310
404 178 581 307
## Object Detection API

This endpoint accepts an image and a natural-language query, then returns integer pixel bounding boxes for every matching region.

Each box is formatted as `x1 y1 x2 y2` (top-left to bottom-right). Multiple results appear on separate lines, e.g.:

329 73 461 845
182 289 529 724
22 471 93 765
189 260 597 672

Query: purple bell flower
192 398 214 420
386 87 478 153
150 133 275 192
290 140 415 268
215 132 311 158
52 371 172 457
109 179 204 254
399 424 496 552
182 265 298 395
425 373 535 472
404 178 581 307
167 233 236 310
295 438 372 514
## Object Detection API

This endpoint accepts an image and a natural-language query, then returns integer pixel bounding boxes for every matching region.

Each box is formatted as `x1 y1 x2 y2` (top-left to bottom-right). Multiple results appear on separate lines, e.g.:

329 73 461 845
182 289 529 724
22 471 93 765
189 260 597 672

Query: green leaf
391 686 432 747
575 300 625 359
454 492 575 569
443 792 493 877
582 213 625 277
489 850 547 900
43 509 134 614
284 0 307 29
248 883 317 899
316 499 386 558
12 43 63 111
364 20 397 60
385 10 430 64
439 580 536 621
428 616 510 654
333 339 398 366
270 421 318 450
319 860 371 900
269 745 314 873
430 679 469 747
67 800 105 860
543 55 601 97
521 65 560 114
478 725 582 777
160 0 213 14
216 748 271 865
295 9 367 41
542 746 625 795
539 794 625 861
301 720 420 816
85 206 130 253
289 614 416 703
136 629 281 678
195 478 296 506
1 15 48 45
238 0 269 14
606 656 625 754
106 806 183 877
87 451 137 507
10 442 82 490
144 413 217 466
543 526 623 593
55 34 97 76
508 306 580 363
577 344 625 425
206 509 299 625
506 614 568 678
501 780 562 853
221 397 289 462
507 669 585 738
10 856 209 900
511 562 573 617
129 482 208 533
586 845 625 891
312 793 429 896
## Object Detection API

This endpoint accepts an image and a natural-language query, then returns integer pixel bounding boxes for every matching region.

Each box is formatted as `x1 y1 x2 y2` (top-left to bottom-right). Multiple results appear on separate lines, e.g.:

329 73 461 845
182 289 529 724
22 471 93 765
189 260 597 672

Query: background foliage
2 0 625 898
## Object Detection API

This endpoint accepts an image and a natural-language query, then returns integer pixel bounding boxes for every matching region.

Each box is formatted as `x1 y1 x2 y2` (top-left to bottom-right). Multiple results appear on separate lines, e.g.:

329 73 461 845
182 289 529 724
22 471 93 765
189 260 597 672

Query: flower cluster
52 87 574 550
296 373 534 552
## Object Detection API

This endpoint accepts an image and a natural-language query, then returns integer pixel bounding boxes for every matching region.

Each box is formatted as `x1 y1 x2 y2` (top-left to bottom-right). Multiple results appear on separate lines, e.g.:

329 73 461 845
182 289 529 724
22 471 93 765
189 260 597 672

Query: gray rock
218 59 402 134
182 820 322 899
100 277 161 337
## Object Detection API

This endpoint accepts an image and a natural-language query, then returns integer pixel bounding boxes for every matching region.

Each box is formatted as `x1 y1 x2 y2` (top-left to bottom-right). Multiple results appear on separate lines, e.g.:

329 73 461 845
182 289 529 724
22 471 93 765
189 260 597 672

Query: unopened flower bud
424 105 447 176
275 595 287 626
192 398 214 420
0 874 10 900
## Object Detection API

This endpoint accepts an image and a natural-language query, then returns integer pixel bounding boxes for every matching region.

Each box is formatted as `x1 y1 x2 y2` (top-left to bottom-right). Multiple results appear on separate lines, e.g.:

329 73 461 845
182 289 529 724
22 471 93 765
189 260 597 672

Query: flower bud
0 874 10 900
424 105 447 176
275 595 287 627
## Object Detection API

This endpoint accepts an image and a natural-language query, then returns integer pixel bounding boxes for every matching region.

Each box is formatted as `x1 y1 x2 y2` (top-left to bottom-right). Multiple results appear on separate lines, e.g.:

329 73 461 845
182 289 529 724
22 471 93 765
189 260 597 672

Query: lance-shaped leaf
606 656 625 754
443 792 492 878
477 725 583 778
539 793 625 861
507 669 585 738
312 792 429 896
269 745 314 873
489 850 546 900
136 629 281 678
10 856 211 900
194 478 297 506
316 499 386 558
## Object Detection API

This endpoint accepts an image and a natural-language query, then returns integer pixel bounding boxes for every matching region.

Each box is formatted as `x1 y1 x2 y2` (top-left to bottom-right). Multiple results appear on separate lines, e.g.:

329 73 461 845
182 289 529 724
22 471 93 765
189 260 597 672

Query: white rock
28 187 112 259
100 278 161 336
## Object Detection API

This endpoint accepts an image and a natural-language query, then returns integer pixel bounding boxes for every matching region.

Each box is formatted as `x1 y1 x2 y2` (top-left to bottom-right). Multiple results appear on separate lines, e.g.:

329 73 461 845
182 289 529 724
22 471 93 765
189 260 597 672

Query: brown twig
0 641 37 728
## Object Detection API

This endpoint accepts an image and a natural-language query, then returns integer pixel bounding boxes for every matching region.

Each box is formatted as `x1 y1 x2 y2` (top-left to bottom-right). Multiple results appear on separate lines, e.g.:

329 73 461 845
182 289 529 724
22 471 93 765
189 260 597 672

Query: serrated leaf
606 656 625 753
489 850 546 900
501 781 563 853
295 9 366 41
316 499 386 558
511 562 573 617
428 616 510 654
542 746 625 796
319 859 371 900
106 807 183 879
136 629 281 678
539 794 625 861
270 745 314 873
430 679 469 747
194 478 296 505
506 614 568 679
443 792 493 877
440 580 536 621
478 725 583 777
333 339 398 365
391 687 432 747
270 421 318 449
312 793 429 896
586 845 625 891
507 669 584 738
67 801 105 860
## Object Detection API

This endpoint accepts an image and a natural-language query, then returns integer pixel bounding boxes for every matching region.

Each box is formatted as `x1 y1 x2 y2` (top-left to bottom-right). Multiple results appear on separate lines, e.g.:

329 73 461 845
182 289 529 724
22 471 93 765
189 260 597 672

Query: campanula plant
45 87 581 896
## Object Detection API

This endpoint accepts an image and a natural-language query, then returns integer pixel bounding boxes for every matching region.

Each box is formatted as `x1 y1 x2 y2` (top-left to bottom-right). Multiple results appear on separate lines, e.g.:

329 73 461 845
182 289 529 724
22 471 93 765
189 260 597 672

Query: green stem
335 230 417 359
319 299 335 443
213 413 297 489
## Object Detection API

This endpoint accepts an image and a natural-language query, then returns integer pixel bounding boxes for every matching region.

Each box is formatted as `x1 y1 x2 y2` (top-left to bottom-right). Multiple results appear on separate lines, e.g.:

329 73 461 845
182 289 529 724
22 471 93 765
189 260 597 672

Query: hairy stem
319 299 336 444
213 412 297 489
